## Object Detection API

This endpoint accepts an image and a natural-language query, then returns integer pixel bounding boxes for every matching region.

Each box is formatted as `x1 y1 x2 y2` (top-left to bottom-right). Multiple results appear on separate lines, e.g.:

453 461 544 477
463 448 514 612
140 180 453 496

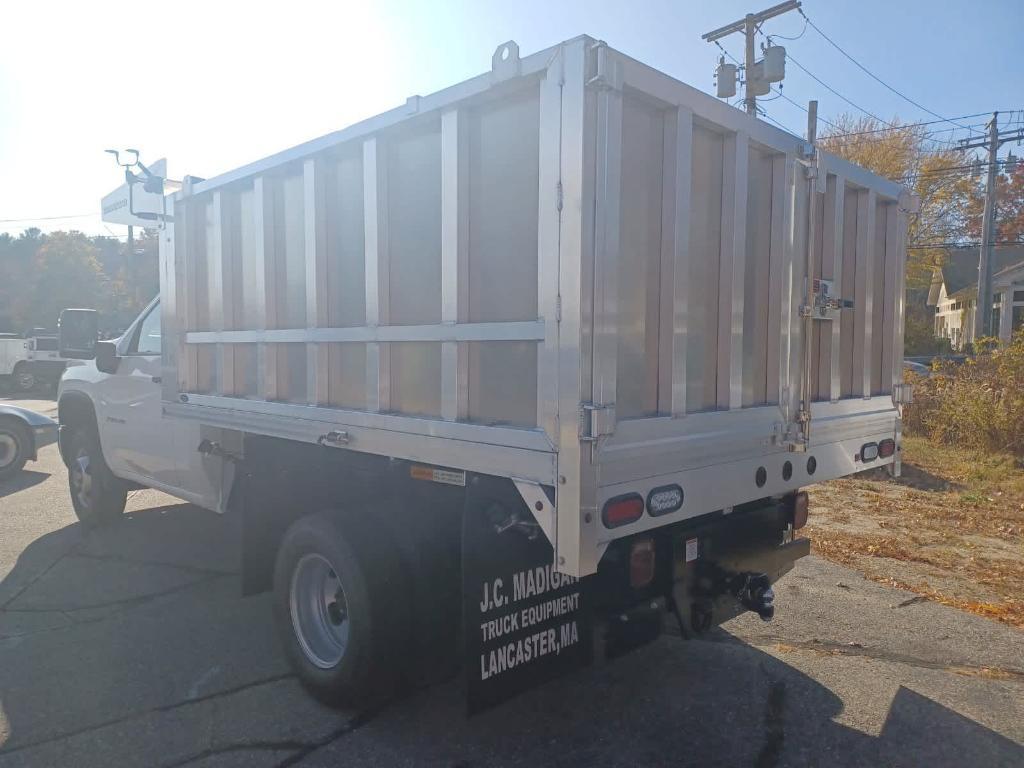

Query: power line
759 108 802 135
810 112 1001 138
765 18 808 41
771 87 840 129
785 51 891 125
0 213 97 224
799 8 970 130
908 241 1024 250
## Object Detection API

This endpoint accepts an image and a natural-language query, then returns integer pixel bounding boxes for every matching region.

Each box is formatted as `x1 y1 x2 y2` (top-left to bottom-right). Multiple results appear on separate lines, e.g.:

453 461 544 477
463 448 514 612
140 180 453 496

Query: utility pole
702 1 801 116
958 113 1024 339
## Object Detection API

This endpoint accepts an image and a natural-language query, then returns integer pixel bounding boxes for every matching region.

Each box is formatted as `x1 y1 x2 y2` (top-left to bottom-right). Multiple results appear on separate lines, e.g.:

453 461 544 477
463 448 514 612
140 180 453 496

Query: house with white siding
927 245 1024 349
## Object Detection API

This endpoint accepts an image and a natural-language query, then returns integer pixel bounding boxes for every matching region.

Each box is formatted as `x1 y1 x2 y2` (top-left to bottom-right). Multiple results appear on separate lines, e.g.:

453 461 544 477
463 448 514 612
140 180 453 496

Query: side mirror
58 308 99 360
95 341 120 374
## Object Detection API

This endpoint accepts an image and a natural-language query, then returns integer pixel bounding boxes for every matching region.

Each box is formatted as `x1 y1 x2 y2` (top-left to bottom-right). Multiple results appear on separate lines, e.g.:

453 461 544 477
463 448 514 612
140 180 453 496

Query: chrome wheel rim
289 553 350 669
0 433 16 469
70 448 93 510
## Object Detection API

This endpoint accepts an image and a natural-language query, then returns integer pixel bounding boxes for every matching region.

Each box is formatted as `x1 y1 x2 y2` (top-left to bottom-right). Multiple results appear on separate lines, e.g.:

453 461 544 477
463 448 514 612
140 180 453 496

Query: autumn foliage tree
818 114 975 290
965 161 1024 244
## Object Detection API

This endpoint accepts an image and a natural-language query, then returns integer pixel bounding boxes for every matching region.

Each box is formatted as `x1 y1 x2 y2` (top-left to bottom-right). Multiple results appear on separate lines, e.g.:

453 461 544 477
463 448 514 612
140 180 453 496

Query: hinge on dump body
799 278 854 321
772 421 807 453
580 402 615 443
556 180 564 213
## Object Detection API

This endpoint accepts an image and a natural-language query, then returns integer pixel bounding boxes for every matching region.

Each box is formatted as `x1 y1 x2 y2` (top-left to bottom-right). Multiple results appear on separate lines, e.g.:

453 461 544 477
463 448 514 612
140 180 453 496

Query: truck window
130 304 161 356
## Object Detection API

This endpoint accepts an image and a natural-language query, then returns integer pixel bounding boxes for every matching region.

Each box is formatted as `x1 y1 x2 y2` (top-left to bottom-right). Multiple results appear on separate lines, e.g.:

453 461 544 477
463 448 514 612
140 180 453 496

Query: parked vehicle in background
0 334 30 392
23 334 70 392
63 36 914 713
0 403 58 481
903 360 932 377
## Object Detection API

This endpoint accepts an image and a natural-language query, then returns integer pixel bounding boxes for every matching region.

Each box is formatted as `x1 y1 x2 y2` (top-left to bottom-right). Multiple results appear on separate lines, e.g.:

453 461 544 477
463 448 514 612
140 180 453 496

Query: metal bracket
317 430 351 447
899 191 921 214
799 278 854 321
893 383 913 405
491 41 521 82
512 479 556 546
196 439 242 463
586 41 623 91
772 421 806 452
579 402 615 443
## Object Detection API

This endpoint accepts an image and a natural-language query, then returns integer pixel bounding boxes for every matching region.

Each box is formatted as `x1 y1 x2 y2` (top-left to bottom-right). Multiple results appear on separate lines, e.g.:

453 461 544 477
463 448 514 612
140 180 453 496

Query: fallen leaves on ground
806 436 1024 628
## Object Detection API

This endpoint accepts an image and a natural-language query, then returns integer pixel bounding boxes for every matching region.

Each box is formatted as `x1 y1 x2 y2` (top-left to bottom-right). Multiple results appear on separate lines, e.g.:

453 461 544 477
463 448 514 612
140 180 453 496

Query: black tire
0 419 29 481
66 429 126 526
273 510 405 709
13 364 36 392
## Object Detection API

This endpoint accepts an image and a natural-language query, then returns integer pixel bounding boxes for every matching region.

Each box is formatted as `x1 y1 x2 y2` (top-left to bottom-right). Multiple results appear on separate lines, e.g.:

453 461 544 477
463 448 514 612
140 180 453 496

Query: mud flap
463 475 592 714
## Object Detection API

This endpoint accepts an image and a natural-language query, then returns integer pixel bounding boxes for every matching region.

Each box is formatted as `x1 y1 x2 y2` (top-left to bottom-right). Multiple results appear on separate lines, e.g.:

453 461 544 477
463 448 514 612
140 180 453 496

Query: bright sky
1 0 1021 239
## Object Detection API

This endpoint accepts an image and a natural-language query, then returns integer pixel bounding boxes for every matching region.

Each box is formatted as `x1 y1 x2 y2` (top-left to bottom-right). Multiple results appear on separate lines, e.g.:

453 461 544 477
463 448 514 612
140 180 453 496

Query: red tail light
603 494 644 528
878 439 896 458
791 491 809 530
629 538 656 588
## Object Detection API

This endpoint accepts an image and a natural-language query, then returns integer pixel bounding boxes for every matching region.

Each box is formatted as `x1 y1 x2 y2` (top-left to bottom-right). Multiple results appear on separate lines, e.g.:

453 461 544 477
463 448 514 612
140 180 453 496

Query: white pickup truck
60 36 913 713
58 301 225 525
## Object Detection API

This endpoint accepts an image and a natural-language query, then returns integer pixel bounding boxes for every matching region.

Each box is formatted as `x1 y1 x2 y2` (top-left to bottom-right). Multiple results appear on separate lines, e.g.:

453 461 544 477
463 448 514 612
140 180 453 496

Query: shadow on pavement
0 499 1021 766
309 628 1024 768
0 471 49 500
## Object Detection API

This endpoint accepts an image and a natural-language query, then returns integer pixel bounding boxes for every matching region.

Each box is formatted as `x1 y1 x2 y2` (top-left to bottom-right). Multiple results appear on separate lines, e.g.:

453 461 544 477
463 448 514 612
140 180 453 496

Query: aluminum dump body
162 36 911 576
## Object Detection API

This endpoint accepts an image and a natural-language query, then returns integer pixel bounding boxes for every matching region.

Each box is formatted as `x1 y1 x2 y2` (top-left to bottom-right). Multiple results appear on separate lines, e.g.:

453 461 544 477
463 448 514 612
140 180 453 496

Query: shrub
904 331 1024 456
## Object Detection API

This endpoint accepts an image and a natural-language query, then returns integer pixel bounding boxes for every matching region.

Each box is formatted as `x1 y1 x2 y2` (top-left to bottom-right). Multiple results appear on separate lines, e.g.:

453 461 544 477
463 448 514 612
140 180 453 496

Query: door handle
152 376 162 384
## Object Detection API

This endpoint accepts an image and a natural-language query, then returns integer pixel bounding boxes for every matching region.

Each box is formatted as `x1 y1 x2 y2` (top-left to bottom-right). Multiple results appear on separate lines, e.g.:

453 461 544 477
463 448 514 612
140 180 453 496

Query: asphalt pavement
0 394 1021 767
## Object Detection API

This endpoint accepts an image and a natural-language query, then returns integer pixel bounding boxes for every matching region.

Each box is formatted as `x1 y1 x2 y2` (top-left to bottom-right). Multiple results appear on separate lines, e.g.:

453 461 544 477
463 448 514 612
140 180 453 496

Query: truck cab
57 299 226 525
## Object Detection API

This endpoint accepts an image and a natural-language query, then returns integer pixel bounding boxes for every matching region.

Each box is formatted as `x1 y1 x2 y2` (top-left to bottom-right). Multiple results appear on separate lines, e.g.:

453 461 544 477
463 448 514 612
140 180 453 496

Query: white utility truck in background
0 334 30 391
59 36 914 713
23 333 70 392
0 331 71 392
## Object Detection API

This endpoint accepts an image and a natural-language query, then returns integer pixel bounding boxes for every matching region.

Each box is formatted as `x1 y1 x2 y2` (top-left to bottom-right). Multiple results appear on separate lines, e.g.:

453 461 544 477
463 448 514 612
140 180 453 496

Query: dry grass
806 436 1024 628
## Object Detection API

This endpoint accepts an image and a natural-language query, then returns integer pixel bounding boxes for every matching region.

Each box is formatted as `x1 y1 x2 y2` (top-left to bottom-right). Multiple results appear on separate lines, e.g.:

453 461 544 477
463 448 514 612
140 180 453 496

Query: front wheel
0 420 29 481
273 510 405 709
66 430 126 526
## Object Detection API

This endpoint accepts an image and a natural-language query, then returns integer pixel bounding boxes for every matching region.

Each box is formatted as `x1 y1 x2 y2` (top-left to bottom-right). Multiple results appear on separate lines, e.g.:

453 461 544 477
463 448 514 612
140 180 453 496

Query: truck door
100 301 176 486
101 300 222 510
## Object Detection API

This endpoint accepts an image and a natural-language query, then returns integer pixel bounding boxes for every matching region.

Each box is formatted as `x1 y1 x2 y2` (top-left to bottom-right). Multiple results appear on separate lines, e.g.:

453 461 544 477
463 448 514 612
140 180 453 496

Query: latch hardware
317 430 351 447
799 278 854 321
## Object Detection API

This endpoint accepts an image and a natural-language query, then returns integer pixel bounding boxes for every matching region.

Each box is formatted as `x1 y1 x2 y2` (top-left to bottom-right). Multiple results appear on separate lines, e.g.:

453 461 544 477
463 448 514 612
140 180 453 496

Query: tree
818 114 974 290
965 161 1024 245
0 228 158 333
29 232 110 330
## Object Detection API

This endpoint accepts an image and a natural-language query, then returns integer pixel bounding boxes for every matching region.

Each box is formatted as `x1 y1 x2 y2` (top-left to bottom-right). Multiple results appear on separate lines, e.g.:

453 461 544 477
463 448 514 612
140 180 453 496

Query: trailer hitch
727 572 775 621
694 563 776 622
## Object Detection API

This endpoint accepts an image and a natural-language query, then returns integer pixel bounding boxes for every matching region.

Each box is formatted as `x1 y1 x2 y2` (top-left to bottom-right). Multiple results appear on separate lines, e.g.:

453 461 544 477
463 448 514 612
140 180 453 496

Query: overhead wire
782 50 892 125
0 213 97 224
797 7 970 131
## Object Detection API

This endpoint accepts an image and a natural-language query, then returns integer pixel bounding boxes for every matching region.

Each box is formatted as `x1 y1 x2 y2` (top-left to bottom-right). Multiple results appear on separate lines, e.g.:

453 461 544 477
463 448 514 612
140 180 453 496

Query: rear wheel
0 420 29 481
273 510 404 709
66 430 126 526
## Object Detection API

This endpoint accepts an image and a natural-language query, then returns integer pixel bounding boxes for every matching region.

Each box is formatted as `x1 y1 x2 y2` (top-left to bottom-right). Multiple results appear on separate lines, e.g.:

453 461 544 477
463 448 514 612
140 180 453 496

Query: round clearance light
806 456 817 475
647 484 683 516
755 466 767 488
860 442 879 462
782 460 793 481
